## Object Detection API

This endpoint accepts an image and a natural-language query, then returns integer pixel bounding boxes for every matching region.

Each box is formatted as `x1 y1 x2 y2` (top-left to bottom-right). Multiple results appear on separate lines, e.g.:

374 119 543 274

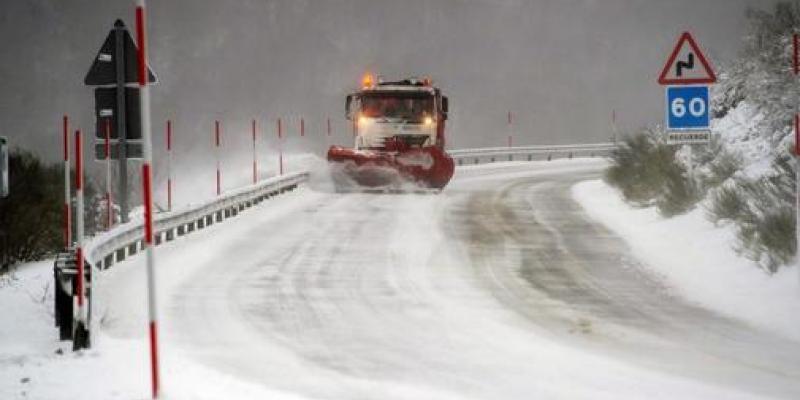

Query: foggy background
0 0 779 201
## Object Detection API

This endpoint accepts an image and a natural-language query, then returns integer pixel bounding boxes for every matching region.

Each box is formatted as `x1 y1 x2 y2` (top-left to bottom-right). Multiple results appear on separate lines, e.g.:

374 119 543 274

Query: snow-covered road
98 159 800 399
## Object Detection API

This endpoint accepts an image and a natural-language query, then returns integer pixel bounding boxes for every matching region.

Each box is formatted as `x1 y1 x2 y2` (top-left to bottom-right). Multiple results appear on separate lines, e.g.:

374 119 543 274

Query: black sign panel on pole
85 19 158 223
94 142 143 160
94 87 141 140
84 20 157 86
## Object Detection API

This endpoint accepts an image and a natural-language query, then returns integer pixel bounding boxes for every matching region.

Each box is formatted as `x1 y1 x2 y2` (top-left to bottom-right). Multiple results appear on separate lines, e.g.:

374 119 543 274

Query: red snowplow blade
327 145 455 189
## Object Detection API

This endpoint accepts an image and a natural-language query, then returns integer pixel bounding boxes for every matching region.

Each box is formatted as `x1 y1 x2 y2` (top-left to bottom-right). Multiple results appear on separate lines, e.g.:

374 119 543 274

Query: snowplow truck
327 75 455 190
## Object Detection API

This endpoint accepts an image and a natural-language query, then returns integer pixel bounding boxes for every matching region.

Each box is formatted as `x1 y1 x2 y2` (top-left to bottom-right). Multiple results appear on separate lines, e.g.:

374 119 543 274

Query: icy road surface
100 159 800 399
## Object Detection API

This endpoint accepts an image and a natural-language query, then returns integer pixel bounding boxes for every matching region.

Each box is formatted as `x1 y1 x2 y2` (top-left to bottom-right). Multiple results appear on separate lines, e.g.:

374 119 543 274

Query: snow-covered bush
605 129 700 216
708 154 795 273
701 2 800 272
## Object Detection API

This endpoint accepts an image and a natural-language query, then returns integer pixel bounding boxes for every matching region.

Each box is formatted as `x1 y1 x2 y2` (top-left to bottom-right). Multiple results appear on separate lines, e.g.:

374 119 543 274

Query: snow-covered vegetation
606 2 800 273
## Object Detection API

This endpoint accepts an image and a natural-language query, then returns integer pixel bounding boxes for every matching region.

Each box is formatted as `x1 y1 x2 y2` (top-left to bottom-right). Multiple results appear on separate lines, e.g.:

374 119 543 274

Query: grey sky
0 0 780 168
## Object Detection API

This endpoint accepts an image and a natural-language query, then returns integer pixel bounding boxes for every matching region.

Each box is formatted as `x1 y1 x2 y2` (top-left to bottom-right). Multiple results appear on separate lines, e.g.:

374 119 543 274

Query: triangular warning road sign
657 31 716 85
84 19 157 86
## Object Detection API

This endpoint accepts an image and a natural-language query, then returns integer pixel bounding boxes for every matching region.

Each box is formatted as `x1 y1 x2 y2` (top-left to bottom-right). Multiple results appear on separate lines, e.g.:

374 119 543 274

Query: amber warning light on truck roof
362 73 374 88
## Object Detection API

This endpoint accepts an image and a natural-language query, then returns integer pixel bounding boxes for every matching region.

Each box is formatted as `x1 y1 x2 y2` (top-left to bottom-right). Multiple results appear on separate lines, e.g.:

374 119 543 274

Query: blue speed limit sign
666 86 709 130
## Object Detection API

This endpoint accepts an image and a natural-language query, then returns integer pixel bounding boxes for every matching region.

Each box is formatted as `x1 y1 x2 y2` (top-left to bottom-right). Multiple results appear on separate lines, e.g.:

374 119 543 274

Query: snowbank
572 179 800 341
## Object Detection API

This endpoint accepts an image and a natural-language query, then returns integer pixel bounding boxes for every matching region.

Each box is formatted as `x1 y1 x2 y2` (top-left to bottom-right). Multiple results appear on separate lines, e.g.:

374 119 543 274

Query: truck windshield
360 92 433 120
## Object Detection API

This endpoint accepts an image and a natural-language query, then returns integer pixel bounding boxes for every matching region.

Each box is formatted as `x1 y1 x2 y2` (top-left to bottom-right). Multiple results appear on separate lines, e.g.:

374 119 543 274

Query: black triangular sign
84 20 157 86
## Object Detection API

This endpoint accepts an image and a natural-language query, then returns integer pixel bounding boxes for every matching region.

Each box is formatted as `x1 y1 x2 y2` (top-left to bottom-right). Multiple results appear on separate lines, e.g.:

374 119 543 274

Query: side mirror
345 95 353 120
441 96 449 113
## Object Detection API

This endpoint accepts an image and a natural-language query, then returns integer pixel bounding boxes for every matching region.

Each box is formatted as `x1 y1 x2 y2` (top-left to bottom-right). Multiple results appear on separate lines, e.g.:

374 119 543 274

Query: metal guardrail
449 142 617 164
84 171 309 270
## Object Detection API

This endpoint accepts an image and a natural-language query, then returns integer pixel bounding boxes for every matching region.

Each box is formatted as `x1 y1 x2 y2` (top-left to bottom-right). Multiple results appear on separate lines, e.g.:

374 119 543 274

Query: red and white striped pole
252 119 258 184
507 111 513 148
612 109 618 143
74 129 86 328
166 120 172 211
793 32 799 289
215 120 221 196
135 2 161 398
104 119 113 230
277 118 284 175
62 115 71 249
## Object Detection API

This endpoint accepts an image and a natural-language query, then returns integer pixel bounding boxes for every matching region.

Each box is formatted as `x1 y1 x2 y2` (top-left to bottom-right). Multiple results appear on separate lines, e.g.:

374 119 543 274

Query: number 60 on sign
666 86 710 130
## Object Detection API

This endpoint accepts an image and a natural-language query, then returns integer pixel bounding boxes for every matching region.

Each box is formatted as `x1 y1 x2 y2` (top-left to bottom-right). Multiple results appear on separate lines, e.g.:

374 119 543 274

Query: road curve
103 159 800 399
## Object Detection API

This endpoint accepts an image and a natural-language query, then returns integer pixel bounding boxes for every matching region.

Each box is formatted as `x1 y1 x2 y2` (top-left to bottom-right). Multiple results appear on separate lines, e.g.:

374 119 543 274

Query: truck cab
346 76 449 151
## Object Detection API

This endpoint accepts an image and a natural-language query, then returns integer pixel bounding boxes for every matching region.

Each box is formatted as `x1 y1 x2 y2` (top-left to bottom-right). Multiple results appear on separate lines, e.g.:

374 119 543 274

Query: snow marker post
135 2 161 398
104 119 113 230
794 33 799 76
215 120 221 196
300 117 305 137
612 109 618 144
63 115 71 248
73 129 89 350
326 117 331 150
793 32 800 289
507 111 513 161
252 119 258 184
277 118 284 175
166 120 172 211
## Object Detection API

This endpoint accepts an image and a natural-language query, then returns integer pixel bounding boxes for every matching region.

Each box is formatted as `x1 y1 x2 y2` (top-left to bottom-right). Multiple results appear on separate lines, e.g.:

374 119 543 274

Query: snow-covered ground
2 160 799 399
0 261 310 400
572 179 800 341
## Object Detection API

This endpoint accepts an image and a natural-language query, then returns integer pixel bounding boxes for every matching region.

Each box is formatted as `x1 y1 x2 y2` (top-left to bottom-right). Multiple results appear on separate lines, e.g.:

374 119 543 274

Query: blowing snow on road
77 160 797 399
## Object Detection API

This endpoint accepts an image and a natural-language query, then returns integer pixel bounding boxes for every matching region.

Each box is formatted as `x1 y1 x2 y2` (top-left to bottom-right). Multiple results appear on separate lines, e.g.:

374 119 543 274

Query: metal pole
252 119 257 184
114 20 129 223
63 115 71 249
105 119 112 230
166 120 172 211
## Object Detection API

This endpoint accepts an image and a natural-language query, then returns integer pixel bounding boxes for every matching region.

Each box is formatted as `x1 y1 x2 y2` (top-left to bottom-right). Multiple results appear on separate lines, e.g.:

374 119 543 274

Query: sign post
657 31 717 174
85 19 157 223
104 119 113 230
